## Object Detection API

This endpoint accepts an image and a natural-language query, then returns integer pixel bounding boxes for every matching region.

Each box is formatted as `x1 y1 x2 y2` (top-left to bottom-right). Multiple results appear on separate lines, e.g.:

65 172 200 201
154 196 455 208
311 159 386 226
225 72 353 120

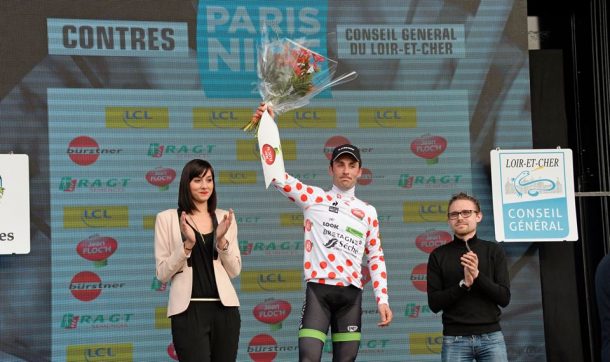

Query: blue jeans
441 331 508 362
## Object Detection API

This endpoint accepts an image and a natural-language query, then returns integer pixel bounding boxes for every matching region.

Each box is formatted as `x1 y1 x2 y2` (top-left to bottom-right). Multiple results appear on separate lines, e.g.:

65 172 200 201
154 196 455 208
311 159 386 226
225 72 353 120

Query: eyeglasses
447 210 478 220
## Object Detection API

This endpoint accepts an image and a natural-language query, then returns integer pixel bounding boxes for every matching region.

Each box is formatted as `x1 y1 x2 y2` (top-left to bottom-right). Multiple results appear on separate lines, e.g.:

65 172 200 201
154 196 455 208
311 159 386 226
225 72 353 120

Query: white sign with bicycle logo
490 149 578 242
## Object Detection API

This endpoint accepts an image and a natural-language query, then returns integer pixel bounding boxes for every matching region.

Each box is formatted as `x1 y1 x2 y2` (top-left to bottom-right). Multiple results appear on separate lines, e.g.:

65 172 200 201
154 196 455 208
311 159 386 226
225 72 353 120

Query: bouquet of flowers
242 30 357 135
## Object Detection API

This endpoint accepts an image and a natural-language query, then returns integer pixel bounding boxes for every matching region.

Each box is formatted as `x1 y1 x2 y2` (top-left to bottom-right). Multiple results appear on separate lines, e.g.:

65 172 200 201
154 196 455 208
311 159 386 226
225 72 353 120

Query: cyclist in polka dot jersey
253 104 392 362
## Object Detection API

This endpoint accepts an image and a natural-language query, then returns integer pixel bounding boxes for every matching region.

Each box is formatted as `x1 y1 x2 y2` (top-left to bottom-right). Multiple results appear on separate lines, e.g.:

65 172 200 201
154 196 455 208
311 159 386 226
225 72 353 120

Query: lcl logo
209 111 237 120
84 347 116 358
123 110 152 120
373 110 401 119
294 111 321 120
403 201 447 223
83 209 112 220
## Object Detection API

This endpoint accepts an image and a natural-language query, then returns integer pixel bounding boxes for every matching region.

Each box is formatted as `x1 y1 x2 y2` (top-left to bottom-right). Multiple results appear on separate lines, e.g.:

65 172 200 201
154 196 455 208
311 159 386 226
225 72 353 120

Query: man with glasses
427 192 511 362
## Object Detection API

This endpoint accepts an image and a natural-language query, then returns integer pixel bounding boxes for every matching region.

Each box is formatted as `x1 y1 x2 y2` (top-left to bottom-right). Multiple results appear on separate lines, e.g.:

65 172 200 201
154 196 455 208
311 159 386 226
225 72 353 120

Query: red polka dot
319 279 325 284
366 231 370 237
283 185 291 192
300 194 308 202
320 261 327 269
296 183 303 190
382 288 387 294
367 217 371 224
337 282 344 286
289 197 295 202
352 272 359 278
329 272 336 279
381 272 387 279
346 260 353 266
377 296 380 303
371 264 379 271
347 277 352 283
373 281 379 288
285 174 288 180
311 271 317 278
337 265 344 272
373 219 379 227
380 256 385 262
370 239 377 246
365 248 369 255
326 195 333 201
304 261 311 269
306 187 313 194
315 196 323 203
328 254 335 262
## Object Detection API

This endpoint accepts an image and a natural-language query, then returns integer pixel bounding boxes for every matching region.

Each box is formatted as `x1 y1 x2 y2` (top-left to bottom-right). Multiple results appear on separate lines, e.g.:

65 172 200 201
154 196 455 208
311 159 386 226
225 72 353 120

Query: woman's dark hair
178 159 217 214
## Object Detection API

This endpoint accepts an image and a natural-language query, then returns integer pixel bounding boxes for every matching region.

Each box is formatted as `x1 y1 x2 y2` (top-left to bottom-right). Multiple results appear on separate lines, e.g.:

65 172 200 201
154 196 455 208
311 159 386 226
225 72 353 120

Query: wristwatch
459 279 471 291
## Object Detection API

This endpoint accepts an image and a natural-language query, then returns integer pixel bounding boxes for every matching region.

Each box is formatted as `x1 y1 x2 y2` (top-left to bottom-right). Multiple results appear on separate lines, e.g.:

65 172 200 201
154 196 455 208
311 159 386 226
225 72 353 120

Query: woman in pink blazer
155 159 241 361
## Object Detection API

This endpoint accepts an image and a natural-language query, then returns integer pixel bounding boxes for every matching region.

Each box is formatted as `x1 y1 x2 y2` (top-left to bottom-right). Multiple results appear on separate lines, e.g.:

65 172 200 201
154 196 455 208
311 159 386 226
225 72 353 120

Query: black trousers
171 302 240 362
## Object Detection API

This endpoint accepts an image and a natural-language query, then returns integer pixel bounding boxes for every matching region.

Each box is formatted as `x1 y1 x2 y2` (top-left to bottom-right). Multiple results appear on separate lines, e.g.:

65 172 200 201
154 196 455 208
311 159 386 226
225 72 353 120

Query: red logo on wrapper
253 299 291 330
410 263 428 292
415 230 452 254
67 136 100 166
70 271 102 301
76 234 118 266
248 334 277 362
261 144 276 165
410 135 447 164
146 167 176 190
324 136 351 160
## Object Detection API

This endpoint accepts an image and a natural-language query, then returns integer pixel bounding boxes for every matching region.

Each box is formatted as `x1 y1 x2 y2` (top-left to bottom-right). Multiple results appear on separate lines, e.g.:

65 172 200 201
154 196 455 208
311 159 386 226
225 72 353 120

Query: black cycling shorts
298 282 363 343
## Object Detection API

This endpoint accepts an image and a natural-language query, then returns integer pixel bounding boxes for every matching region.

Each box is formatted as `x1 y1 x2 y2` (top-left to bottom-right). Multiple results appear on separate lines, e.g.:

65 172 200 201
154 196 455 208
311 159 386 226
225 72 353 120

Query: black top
427 234 511 336
189 230 220 299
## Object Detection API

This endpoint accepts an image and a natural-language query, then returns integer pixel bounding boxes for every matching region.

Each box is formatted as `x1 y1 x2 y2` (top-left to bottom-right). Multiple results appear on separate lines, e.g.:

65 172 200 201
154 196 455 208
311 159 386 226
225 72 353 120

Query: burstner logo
66 136 122 166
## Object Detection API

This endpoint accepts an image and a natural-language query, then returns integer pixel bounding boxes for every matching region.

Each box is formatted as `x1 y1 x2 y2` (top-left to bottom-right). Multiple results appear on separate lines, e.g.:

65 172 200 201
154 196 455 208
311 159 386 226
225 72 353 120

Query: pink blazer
154 208 241 317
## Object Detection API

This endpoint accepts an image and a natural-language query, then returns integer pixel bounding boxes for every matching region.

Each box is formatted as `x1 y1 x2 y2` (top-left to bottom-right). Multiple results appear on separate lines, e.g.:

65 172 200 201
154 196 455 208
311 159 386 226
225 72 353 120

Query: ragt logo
60 312 133 329
147 143 216 158
404 302 434 318
59 177 130 192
